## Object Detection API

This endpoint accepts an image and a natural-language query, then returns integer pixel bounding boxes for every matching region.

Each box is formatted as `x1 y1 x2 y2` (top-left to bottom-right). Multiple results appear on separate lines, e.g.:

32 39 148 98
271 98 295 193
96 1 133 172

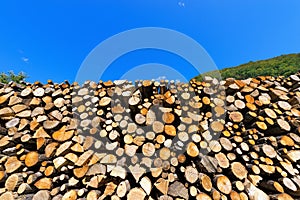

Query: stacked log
0 72 299 199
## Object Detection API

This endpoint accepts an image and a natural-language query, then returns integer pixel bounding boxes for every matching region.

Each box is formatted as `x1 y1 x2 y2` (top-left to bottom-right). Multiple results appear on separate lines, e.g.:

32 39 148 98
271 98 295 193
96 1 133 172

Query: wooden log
34 177 52 190
62 190 77 200
229 111 243 123
140 176 152 195
167 181 188 199
0 107 14 118
164 125 176 136
159 147 171 160
270 193 294 200
44 165 55 177
155 178 169 195
187 142 199 157
185 166 199 183
43 120 59 130
215 175 232 195
5 156 22 173
53 157 68 169
162 112 175 124
262 144 277 158
142 142 155 157
87 190 101 200
33 190 51 200
127 187 146 200
244 179 269 200
116 180 130 198
17 183 33 194
231 162 248 180
153 121 164 133
0 192 15 200
5 173 23 191
215 152 229 169
129 164 145 183
111 166 126 179
52 126 74 142
0 92 14 105
259 180 284 193
98 182 117 199
25 151 39 167
285 150 300 163
73 165 89 178
199 173 212 192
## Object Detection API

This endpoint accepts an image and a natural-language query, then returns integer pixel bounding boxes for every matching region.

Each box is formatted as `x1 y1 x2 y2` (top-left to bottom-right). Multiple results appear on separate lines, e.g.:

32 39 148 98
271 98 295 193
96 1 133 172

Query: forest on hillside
194 53 300 81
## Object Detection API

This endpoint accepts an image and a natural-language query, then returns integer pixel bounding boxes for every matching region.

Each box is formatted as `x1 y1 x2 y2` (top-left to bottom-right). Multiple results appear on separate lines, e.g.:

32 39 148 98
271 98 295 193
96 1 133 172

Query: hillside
194 53 300 81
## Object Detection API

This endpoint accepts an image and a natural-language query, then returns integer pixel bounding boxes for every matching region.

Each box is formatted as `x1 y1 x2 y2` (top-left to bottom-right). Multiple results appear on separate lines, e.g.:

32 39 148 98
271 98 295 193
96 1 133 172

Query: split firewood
116 180 130 198
5 173 23 191
155 178 169 195
127 187 146 200
32 190 51 200
0 192 16 200
0 73 300 199
34 177 52 190
168 181 189 199
5 156 22 173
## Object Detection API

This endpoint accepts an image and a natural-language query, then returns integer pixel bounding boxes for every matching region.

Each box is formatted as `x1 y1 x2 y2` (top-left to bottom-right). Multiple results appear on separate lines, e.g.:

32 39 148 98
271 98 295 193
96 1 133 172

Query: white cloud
21 57 29 63
178 2 185 7
155 76 167 81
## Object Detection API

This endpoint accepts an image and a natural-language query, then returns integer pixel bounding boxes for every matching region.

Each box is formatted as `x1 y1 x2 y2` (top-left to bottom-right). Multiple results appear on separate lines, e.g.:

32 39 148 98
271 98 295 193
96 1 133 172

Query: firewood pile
0 72 300 200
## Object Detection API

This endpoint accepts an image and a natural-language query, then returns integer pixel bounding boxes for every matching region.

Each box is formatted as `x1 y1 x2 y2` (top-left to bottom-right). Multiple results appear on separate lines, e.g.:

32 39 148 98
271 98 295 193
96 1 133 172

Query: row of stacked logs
0 72 300 199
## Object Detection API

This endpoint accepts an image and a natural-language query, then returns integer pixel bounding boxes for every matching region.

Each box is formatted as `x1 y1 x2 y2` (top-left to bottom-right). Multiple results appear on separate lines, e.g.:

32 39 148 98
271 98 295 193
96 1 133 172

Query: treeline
194 53 300 81
0 71 27 84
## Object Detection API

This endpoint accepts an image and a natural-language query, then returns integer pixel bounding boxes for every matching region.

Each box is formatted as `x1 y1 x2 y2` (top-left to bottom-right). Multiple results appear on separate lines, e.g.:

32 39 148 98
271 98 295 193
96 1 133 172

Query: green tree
0 71 27 84
194 53 300 81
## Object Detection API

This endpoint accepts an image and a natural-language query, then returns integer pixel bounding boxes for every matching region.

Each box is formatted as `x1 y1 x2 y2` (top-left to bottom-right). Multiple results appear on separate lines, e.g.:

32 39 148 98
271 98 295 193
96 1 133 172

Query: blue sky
0 0 300 83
